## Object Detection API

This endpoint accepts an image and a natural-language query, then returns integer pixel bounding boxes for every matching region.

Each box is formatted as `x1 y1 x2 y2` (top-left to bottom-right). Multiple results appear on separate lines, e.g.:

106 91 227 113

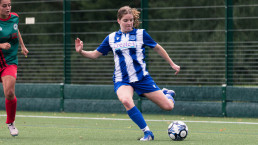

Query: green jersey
0 12 19 67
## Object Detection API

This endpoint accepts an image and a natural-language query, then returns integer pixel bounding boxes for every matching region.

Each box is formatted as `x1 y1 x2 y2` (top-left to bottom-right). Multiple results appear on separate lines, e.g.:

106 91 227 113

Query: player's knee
4 90 15 100
162 103 174 111
119 97 133 108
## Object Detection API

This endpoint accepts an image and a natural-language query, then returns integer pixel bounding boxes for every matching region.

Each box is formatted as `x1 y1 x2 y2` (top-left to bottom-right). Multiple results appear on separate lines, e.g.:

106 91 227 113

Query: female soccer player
75 6 180 141
0 0 29 136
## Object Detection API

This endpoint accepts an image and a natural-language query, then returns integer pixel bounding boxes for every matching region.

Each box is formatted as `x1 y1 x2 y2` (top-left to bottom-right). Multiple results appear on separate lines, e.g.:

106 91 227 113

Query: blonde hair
117 6 141 28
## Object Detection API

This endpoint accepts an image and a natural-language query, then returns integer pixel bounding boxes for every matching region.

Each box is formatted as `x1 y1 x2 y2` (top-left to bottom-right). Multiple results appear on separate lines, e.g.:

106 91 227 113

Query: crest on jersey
129 35 136 41
13 24 18 30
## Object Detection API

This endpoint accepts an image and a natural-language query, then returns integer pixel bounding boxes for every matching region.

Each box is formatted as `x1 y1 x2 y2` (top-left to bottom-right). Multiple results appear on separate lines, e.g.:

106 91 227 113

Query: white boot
7 122 18 136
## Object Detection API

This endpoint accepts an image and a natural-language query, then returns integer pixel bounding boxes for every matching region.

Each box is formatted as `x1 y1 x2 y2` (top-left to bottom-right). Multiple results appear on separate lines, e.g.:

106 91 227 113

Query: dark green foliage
9 0 258 85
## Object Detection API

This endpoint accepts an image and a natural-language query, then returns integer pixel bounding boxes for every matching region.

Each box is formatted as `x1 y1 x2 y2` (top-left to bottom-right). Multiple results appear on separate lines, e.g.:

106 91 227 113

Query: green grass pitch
0 111 257 145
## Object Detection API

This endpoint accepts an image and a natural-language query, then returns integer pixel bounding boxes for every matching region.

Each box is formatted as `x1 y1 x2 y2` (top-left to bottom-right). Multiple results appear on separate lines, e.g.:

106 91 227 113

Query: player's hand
0 43 11 50
172 64 180 75
21 46 29 57
75 38 83 54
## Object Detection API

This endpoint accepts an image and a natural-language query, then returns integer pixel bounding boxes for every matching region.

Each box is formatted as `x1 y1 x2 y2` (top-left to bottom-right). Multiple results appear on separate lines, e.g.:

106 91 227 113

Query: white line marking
0 115 258 125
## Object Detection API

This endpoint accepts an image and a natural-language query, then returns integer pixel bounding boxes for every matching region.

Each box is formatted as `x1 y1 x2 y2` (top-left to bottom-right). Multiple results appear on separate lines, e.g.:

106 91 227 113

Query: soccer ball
168 121 188 141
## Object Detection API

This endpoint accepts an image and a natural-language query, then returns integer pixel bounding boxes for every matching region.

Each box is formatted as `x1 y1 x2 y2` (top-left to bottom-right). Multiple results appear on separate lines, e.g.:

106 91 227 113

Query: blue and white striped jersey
97 28 157 83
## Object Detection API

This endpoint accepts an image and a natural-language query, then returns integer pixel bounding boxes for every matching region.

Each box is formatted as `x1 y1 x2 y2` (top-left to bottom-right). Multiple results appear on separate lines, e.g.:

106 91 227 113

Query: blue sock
127 106 147 129
166 94 175 104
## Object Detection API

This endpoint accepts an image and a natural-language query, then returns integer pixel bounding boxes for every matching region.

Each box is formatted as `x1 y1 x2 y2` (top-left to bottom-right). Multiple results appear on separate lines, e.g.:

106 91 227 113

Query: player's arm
75 38 102 59
18 30 29 57
153 44 180 75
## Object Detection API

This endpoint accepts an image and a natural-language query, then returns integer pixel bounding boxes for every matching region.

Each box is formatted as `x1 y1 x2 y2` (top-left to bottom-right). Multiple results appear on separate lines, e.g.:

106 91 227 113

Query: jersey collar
0 14 11 21
117 28 137 35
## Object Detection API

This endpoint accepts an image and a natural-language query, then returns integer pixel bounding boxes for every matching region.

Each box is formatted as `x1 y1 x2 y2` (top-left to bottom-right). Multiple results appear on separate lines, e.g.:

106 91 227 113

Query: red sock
5 96 17 124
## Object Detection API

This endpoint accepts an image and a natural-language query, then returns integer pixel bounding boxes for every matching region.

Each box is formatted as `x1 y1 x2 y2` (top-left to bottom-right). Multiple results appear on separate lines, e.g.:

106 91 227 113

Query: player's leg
143 90 174 111
117 85 135 110
134 75 175 111
1 65 18 136
116 85 154 141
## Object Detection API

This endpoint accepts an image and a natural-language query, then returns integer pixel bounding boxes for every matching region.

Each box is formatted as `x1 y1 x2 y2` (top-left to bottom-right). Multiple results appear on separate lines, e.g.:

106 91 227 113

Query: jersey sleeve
11 12 19 24
96 35 112 56
143 30 157 48
11 12 19 17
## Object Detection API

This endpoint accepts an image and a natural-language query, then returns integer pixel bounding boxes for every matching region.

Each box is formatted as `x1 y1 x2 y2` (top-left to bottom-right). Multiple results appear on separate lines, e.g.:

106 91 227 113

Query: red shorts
0 65 17 81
